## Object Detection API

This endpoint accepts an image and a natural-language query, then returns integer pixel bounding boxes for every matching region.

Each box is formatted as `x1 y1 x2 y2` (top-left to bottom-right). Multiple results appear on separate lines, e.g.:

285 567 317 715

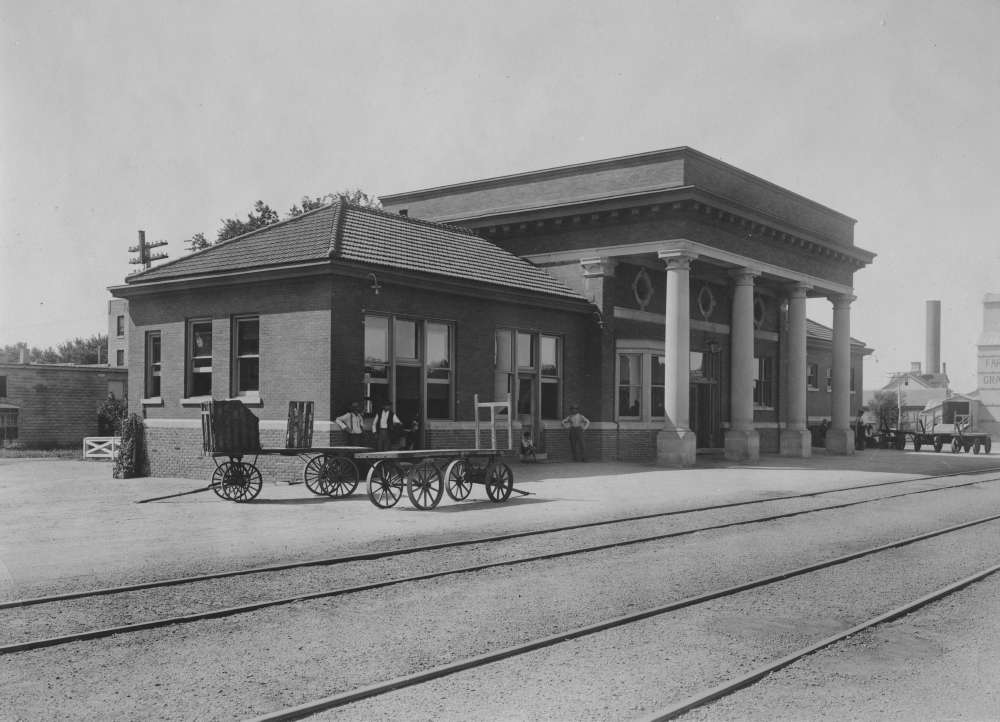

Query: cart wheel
894 433 906 450
484 462 513 503
211 462 236 500
985 438 992 454
913 437 922 452
951 437 962 454
973 441 982 455
323 456 360 497
444 459 472 501
366 461 404 508
933 436 943 453
406 460 444 510
223 461 262 502
303 455 329 496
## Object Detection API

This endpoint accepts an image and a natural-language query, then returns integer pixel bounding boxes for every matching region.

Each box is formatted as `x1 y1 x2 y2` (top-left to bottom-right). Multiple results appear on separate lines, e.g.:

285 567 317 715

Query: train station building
111 147 875 475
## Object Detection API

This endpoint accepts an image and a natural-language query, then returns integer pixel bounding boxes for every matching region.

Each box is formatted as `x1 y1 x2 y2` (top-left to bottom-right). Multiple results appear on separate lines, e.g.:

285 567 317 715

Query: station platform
1 448 997 599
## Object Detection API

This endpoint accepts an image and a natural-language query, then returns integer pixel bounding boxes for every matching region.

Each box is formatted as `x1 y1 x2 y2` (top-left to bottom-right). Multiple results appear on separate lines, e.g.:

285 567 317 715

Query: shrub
113 413 145 478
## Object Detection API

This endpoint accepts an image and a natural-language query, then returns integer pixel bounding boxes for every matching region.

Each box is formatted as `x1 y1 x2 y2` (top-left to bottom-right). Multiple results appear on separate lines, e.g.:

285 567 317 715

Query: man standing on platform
334 402 366 446
371 402 402 451
561 405 591 462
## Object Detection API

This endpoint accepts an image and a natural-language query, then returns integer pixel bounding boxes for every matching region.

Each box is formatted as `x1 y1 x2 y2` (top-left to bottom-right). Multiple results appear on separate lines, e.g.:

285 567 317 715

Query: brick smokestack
926 300 941 375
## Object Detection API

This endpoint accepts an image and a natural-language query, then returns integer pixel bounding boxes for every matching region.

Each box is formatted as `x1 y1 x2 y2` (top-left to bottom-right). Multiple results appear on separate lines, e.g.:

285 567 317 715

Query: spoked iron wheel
985 437 993 454
444 459 472 501
951 437 962 454
322 456 360 497
222 461 262 502
406 460 444 510
303 455 330 495
484 462 513 503
366 461 405 508
211 462 237 500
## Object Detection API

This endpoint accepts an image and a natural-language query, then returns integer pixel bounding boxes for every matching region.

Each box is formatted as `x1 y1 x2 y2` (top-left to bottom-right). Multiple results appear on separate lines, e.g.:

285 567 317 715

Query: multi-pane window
753 356 774 408
364 315 390 412
0 375 6 397
425 322 451 419
116 315 125 337
826 368 833 393
0 409 17 444
651 356 666 418
807 363 819 390
187 320 212 397
363 314 454 420
618 354 642 417
233 316 260 395
539 335 560 420
145 331 162 398
494 329 562 420
850 366 856 394
116 350 124 367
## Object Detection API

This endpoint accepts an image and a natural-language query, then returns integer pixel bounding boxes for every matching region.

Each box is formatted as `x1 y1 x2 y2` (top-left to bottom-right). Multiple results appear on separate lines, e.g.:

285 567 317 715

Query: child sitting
520 431 537 462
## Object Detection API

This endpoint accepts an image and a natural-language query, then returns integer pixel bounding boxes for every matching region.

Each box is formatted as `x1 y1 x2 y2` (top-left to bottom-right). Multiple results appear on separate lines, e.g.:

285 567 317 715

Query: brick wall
0 364 127 448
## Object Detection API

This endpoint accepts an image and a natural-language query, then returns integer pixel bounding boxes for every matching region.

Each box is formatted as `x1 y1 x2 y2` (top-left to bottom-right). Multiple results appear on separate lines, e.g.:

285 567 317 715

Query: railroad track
3 469 999 656
244 515 1000 721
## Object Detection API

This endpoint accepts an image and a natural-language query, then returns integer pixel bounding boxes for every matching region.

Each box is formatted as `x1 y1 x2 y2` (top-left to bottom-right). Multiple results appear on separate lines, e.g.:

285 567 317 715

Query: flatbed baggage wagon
356 394 525 510
201 400 372 501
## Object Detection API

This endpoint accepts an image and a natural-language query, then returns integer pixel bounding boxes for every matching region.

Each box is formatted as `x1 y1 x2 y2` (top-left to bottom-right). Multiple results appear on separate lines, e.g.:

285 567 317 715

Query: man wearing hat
371 402 402 451
561 404 591 461
334 402 366 446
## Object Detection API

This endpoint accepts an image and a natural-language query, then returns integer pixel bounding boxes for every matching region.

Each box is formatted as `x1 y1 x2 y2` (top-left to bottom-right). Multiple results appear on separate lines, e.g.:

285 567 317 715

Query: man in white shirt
334 402 366 446
371 402 402 451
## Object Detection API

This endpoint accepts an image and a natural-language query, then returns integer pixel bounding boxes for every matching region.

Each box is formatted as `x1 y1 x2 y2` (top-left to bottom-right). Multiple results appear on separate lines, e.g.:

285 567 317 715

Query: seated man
520 431 537 462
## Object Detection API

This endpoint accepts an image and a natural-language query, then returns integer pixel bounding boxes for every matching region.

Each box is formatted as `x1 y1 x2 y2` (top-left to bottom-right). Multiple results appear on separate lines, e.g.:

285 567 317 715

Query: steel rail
246 513 1000 721
3 478 998 657
4 466 997 611
640 562 1000 721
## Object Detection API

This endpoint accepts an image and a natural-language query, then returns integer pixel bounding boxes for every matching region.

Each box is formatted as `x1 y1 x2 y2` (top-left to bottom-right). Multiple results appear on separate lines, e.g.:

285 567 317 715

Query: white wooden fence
83 436 120 460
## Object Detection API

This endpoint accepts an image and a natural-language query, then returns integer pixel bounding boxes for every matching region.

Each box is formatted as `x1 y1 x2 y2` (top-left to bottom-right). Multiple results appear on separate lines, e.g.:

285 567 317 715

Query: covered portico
381 146 876 465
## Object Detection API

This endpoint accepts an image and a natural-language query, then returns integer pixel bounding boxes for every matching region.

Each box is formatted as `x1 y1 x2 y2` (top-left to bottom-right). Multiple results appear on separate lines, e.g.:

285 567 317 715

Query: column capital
728 267 761 285
828 293 857 309
579 256 617 278
785 282 812 300
657 250 698 271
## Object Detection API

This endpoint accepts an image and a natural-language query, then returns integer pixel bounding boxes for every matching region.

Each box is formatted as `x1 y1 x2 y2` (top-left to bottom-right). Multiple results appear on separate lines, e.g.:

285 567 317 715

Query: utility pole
128 230 168 271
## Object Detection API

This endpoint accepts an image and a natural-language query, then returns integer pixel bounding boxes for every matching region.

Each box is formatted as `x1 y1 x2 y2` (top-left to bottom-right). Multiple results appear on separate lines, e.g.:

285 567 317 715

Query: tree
185 232 211 253
0 334 107 364
288 188 382 216
184 189 381 253
217 200 280 242
869 389 899 431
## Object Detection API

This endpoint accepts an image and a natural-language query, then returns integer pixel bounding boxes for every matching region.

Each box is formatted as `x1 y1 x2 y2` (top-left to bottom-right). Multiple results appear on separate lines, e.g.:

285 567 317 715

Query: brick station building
111 147 874 476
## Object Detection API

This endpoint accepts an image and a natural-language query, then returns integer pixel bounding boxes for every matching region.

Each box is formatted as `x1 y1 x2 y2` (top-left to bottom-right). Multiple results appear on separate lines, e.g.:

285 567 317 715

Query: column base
656 428 697 467
825 428 856 455
724 428 760 463
780 428 813 458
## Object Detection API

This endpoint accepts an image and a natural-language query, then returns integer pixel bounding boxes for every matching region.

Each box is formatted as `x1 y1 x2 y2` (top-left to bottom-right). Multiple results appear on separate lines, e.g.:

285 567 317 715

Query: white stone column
725 268 760 462
781 283 812 457
825 293 856 455
656 250 697 466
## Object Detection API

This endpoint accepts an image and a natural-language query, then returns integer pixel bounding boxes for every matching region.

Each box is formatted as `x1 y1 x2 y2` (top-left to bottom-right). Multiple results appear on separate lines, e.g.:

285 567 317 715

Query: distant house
0 362 127 448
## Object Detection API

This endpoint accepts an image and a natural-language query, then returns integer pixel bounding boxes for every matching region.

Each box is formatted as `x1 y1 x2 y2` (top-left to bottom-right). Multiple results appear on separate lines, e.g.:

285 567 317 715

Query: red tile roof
126 201 585 301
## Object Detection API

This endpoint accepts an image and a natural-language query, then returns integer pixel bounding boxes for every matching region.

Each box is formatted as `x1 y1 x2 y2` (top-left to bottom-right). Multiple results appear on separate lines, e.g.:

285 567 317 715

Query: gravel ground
3 475 1000 720
2 456 1000 721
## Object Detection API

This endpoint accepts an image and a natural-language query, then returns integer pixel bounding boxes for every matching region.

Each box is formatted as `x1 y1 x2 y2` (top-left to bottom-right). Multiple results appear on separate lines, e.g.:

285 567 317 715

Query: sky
1 0 998 393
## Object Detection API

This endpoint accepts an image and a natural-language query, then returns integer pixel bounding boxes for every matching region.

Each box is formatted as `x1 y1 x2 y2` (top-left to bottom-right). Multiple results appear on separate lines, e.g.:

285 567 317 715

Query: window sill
141 397 163 407
229 395 263 407
180 396 213 407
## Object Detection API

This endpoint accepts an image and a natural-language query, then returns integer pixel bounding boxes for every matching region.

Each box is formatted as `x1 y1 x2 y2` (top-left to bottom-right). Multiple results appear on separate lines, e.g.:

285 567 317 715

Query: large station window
754 356 774 408
233 316 260 396
615 351 668 420
145 331 162 399
364 314 454 420
618 354 642 418
187 320 212 397
495 329 562 420
807 363 819 390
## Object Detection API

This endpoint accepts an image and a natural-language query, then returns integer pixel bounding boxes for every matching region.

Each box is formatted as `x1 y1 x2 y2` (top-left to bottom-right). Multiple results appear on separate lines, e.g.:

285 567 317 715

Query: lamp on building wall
592 310 607 330
367 272 382 295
